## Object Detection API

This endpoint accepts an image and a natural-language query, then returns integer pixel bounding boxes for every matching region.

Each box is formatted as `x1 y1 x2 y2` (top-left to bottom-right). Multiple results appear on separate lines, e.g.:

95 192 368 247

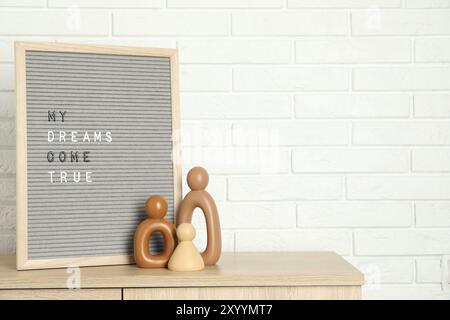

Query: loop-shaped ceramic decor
134 219 177 268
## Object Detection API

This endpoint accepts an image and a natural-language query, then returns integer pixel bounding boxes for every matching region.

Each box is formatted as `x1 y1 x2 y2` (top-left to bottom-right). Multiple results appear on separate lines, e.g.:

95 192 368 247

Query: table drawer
0 289 122 300
123 286 361 300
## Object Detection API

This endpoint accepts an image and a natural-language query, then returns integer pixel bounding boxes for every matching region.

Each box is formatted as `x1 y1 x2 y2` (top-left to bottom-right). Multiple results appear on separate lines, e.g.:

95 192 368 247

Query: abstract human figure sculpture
134 195 177 268
168 223 204 272
177 167 221 265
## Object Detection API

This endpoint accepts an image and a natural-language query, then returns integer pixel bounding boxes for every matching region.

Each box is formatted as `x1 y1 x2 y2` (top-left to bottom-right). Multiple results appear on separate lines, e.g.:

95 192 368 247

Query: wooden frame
15 42 182 270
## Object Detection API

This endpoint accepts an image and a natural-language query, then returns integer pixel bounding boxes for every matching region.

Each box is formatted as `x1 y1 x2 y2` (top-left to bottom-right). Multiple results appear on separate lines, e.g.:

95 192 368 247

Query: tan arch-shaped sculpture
177 167 221 265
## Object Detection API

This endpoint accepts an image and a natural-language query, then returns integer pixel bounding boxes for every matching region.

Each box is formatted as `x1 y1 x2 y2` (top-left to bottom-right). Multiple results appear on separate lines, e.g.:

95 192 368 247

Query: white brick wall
232 12 349 36
416 259 442 283
179 40 292 64
295 94 410 118
0 10 110 36
234 67 350 91
295 39 411 63
297 202 412 227
414 94 450 117
0 1 46 8
288 0 402 8
49 0 165 8
406 0 450 8
349 258 414 284
0 1 449 300
235 230 352 255
354 230 450 255
415 203 450 227
353 121 450 145
351 11 450 36
353 67 450 91
292 148 409 173
114 11 229 36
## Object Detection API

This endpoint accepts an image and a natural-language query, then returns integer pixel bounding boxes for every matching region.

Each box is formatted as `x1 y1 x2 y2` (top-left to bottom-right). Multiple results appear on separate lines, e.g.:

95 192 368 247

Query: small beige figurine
168 223 204 272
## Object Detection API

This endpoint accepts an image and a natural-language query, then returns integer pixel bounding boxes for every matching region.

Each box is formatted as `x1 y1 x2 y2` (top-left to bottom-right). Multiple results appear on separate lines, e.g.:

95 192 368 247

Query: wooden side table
0 252 364 300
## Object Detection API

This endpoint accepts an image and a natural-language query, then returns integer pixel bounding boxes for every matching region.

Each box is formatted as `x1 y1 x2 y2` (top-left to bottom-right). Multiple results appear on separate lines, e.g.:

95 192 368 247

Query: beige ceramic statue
168 223 205 272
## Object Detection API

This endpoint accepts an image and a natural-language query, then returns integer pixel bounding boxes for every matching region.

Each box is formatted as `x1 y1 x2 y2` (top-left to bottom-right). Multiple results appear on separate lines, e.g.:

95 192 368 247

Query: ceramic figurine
168 223 204 272
177 167 221 265
134 195 177 268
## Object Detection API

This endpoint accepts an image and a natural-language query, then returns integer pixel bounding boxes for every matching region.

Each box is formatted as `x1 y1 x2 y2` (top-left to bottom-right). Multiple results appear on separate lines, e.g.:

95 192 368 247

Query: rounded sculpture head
145 195 168 219
187 166 209 191
177 223 196 241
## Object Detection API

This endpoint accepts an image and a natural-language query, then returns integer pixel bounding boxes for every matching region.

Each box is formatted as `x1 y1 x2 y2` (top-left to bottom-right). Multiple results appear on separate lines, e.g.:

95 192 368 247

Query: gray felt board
25 50 174 259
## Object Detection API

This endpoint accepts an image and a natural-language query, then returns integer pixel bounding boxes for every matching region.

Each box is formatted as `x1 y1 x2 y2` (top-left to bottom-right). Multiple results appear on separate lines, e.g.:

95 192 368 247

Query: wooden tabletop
0 252 364 289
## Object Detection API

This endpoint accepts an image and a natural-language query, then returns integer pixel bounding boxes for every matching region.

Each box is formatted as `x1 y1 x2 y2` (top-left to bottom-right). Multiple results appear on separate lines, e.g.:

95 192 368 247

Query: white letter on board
106 131 112 143
48 171 55 183
60 171 67 183
59 131 66 142
83 131 90 142
71 131 78 143
48 131 54 142
94 131 102 142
